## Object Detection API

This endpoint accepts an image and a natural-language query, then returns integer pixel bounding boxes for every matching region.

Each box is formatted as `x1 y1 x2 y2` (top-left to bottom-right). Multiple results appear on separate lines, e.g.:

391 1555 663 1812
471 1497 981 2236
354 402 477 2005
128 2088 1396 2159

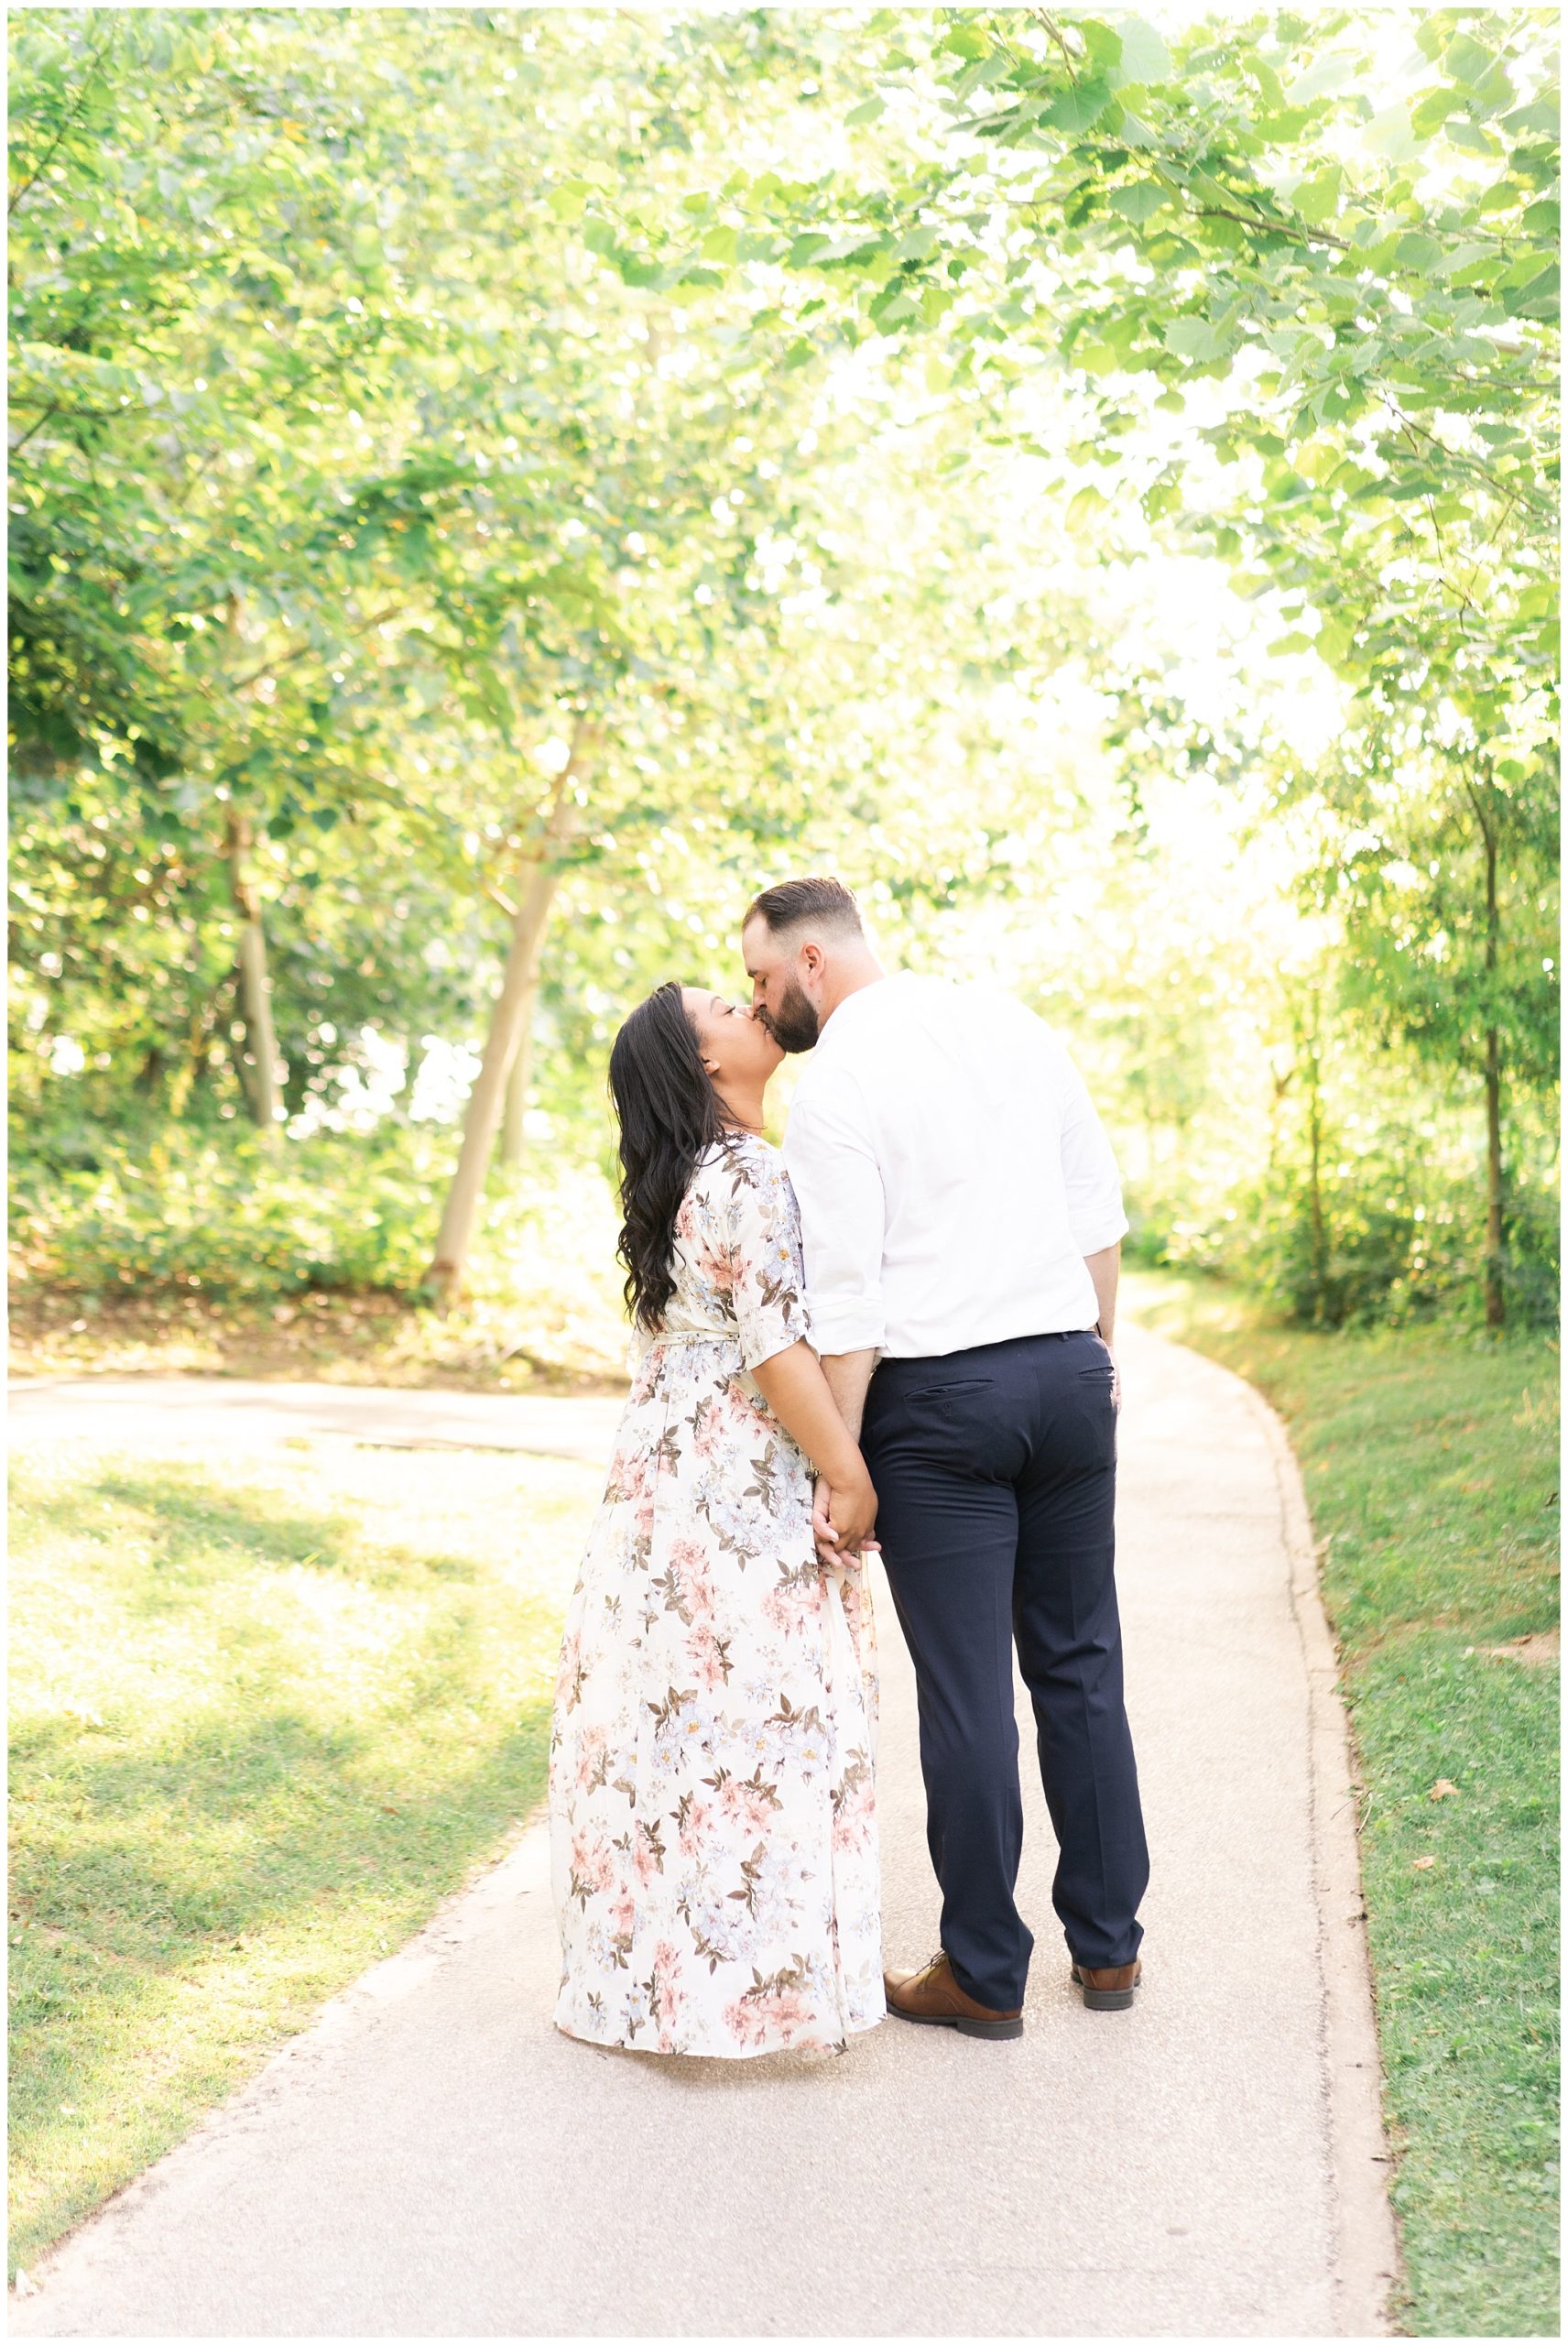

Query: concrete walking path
8 1374 626 1466
10 1324 1398 2336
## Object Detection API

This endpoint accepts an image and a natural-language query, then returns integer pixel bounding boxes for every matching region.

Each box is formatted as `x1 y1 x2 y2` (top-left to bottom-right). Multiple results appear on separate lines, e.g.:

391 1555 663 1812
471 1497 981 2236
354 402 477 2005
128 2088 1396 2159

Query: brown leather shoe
1071 1957 1143 2012
884 1950 1024 2040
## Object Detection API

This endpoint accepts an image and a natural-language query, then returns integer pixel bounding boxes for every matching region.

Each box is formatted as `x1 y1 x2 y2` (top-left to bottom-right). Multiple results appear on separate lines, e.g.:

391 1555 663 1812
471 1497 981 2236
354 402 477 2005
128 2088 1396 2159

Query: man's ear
799 940 825 978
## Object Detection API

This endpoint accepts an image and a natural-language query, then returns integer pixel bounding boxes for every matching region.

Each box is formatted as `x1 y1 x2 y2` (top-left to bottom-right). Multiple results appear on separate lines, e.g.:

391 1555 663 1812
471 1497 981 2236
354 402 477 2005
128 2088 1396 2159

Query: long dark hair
609 982 732 1332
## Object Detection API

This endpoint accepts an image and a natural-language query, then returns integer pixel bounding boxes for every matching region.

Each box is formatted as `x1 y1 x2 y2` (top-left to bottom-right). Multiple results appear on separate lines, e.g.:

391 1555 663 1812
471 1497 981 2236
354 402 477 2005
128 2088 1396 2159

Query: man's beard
763 979 821 1053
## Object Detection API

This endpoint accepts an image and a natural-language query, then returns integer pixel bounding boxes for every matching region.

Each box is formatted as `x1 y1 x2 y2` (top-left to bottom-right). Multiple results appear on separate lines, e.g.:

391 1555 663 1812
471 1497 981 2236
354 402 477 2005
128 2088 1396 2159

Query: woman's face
681 987 784 1097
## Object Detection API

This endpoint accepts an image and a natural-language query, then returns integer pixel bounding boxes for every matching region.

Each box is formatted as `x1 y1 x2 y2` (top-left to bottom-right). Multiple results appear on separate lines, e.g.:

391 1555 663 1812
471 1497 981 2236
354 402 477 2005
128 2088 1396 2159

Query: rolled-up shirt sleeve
782 1071 887 1356
1053 1040 1130 1256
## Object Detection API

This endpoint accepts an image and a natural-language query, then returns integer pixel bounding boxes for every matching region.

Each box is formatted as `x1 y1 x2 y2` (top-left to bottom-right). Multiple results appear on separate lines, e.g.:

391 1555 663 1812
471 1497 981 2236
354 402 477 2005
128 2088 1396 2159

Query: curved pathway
10 1323 1397 2336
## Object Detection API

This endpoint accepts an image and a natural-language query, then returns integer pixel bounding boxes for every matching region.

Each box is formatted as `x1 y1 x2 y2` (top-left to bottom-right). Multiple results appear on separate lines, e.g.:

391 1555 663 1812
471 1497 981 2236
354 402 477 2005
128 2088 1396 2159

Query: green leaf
1395 232 1444 274
1078 22 1123 71
1501 98 1559 136
1162 316 1228 363
1107 180 1167 224
845 96 885 126
1506 263 1558 319
1409 87 1459 138
893 226 942 263
1442 35 1493 87
1445 117 1500 157
1111 17 1172 88
1042 78 1115 135
1295 165 1343 224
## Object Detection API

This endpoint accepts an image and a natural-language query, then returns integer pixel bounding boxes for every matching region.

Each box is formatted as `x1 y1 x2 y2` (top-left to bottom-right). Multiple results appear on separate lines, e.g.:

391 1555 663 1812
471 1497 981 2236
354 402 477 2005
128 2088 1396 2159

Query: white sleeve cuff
806 1296 886 1357
1070 1206 1129 1255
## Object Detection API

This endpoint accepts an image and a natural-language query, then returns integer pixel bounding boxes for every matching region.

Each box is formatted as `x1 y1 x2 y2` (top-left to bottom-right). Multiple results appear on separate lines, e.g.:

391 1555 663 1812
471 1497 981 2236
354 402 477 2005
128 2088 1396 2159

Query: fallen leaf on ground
1427 1779 1460 1800
1412 1855 1436 1871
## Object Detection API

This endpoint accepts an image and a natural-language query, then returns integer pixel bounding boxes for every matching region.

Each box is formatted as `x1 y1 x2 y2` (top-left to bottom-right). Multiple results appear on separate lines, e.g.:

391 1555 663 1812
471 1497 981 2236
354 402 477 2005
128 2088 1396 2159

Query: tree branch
8 27 117 216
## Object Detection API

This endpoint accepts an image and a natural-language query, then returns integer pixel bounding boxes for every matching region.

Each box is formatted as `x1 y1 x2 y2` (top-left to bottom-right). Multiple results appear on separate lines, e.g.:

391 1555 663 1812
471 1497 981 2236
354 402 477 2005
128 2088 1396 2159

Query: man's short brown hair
744 876 864 940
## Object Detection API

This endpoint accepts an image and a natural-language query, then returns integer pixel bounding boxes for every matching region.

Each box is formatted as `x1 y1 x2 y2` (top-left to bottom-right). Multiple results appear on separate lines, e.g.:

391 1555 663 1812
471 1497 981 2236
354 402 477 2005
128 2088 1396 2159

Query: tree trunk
1268 1063 1292 1176
1484 1024 1505 1329
1306 1080 1326 1316
225 805 281 1141
1480 809 1506 1329
499 1005 536 1171
169 983 222 1120
1302 1006 1327 1323
426 730 588 1301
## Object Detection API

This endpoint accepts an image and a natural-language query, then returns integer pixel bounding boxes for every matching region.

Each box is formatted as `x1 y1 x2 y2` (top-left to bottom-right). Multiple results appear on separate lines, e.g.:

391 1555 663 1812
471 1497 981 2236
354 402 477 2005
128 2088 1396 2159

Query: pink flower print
762 1577 822 1643
653 1958 687 2052
838 1575 869 1643
705 1763 783 1839
669 1537 716 1625
832 1750 876 1853
632 1816 668 1886
567 1828 615 1906
555 1624 586 1711
674 1790 713 1858
690 1399 726 1462
723 1976 819 2051
574 1725 609 1794
689 1624 733 1691
615 1445 655 1505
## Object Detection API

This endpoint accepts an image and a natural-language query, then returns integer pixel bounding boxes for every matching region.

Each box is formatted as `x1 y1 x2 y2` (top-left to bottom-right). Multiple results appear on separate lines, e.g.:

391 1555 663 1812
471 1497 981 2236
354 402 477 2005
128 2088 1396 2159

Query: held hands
812 1470 879 1568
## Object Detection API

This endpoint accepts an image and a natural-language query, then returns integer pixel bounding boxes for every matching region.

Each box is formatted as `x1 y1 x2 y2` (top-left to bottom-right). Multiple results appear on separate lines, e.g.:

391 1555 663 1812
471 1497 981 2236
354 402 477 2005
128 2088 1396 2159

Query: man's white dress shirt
782 972 1128 1360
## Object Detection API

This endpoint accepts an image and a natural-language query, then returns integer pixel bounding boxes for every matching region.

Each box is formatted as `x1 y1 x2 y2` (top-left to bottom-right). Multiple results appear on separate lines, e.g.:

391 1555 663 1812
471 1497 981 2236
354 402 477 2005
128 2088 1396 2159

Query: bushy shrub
16 1117 600 1299
1147 1137 1559 1331
10 1121 441 1301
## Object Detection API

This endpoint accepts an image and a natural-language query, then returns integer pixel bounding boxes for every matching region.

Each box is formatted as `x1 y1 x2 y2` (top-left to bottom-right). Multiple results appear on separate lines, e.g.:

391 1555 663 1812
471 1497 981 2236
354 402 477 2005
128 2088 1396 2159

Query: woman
549 983 884 2057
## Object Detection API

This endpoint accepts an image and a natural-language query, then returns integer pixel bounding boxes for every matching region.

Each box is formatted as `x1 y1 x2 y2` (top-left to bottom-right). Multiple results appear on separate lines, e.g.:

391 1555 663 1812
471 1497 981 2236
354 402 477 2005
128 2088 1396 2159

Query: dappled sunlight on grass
8 1436 601 2271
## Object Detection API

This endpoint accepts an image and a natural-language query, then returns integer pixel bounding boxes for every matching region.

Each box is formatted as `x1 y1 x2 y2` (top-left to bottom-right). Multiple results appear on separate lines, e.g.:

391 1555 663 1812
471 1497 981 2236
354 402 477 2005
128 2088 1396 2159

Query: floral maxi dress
549 1133 883 2056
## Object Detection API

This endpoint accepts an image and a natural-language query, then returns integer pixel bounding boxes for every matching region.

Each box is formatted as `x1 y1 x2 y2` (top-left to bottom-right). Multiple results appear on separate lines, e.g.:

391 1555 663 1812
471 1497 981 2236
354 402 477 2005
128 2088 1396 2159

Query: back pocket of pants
903 1378 994 1408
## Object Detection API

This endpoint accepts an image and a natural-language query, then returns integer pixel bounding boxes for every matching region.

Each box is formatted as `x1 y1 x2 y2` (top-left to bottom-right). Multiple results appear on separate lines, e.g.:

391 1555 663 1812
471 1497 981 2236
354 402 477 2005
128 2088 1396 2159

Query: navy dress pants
862 1329 1149 2012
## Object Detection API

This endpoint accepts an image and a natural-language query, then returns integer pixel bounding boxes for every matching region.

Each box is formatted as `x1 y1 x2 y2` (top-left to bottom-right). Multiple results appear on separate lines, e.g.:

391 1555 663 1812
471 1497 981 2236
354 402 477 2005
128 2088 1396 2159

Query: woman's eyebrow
711 994 727 1014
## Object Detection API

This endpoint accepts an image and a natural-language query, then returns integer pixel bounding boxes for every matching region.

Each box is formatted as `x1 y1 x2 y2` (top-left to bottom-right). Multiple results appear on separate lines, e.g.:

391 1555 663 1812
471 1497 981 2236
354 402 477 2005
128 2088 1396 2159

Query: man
742 875 1148 2040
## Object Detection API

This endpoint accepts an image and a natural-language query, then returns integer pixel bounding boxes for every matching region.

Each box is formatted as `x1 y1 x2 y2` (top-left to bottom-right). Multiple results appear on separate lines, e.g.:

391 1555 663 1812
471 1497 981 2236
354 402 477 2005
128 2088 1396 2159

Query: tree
578 5 1558 1319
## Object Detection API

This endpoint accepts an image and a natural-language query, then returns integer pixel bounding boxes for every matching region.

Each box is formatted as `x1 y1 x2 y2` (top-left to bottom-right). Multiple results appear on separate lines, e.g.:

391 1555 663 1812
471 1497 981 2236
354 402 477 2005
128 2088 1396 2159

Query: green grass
8 1434 602 2274
1127 1271 1560 2339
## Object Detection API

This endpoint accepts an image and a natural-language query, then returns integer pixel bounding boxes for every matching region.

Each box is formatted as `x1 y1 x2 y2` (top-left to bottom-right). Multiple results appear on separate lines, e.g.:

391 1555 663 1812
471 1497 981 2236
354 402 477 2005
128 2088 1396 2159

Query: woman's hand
811 1470 878 1565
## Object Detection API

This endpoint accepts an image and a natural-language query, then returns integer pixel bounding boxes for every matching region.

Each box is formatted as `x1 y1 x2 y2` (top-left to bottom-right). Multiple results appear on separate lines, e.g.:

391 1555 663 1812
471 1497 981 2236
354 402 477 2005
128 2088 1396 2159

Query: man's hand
812 1469 878 1565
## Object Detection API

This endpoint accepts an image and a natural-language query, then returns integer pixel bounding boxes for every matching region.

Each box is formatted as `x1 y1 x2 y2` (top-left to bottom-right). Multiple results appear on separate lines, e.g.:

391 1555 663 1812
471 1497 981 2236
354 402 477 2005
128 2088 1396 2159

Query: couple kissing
549 876 1149 2056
